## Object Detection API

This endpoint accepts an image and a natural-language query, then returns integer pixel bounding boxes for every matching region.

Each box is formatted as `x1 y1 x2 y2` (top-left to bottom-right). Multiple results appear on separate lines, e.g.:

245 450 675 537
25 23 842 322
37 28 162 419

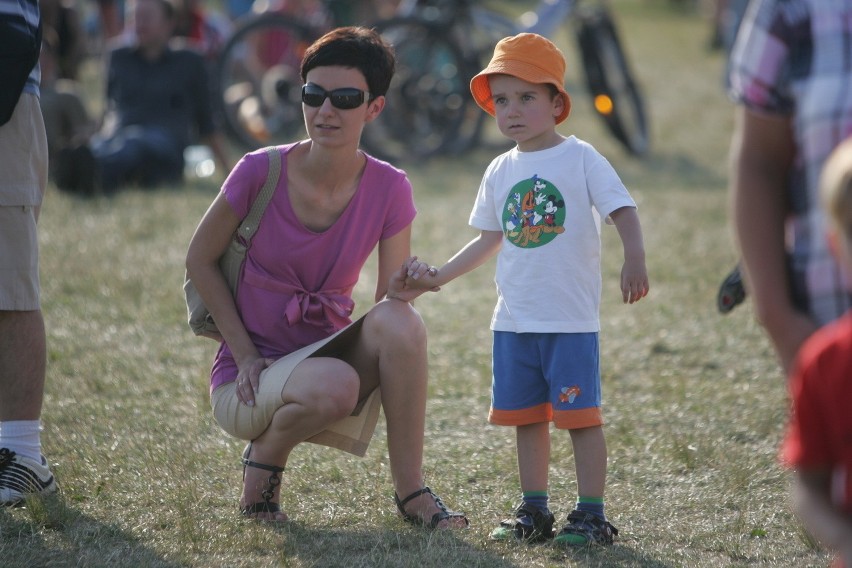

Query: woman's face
302 65 383 149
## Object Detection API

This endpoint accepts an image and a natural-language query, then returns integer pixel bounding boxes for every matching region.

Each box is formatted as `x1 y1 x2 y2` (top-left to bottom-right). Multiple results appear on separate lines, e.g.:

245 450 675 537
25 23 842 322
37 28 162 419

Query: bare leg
346 299 466 528
516 422 550 493
240 357 361 521
0 310 46 421
568 425 607 499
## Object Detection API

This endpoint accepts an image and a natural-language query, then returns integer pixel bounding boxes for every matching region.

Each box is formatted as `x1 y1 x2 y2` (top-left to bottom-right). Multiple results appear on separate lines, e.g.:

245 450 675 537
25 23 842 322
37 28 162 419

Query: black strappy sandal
394 486 469 529
240 443 285 519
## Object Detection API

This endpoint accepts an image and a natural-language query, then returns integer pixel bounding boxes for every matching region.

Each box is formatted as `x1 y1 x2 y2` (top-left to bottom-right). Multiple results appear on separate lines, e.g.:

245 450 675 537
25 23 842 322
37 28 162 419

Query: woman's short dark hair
300 26 395 99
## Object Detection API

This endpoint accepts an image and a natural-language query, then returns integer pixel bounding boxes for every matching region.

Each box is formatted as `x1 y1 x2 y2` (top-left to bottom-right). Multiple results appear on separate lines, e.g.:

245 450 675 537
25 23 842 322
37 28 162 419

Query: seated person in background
40 0 85 80
39 27 97 194
59 0 231 194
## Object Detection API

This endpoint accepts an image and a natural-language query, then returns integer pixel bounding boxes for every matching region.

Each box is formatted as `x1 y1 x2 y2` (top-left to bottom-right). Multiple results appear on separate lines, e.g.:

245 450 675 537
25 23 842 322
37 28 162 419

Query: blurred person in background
39 26 97 194
40 0 85 79
781 137 852 568
728 0 852 374
59 0 231 195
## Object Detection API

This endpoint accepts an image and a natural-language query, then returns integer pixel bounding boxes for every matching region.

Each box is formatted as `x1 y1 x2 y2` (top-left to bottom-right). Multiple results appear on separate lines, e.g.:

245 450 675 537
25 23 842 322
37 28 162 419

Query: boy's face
487 74 564 152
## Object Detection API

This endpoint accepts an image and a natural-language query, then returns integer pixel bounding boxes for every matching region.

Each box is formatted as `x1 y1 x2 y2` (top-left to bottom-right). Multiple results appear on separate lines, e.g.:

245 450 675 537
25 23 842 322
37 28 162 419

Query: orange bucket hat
470 33 571 124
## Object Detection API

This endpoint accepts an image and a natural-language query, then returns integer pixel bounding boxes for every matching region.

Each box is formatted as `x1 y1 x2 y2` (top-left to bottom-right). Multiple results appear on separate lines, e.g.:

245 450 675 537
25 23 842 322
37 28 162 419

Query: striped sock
576 496 605 520
523 490 549 512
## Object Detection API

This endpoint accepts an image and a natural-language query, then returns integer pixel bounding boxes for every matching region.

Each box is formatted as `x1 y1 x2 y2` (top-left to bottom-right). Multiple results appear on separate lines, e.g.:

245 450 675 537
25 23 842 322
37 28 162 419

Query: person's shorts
211 316 382 457
0 94 47 311
489 331 603 430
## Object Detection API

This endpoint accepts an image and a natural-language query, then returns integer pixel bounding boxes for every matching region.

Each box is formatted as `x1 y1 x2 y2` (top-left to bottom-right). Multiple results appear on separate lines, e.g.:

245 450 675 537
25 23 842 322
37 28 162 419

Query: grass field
0 1 835 566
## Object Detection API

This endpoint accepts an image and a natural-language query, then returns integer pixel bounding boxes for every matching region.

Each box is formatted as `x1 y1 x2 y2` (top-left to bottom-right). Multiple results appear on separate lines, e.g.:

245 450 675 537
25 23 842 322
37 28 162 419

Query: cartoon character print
502 174 565 248
543 195 564 228
559 386 581 404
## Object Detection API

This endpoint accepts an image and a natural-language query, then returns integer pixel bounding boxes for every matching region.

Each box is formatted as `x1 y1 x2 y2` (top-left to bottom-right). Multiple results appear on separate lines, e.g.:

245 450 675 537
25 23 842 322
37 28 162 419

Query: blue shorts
490 331 603 430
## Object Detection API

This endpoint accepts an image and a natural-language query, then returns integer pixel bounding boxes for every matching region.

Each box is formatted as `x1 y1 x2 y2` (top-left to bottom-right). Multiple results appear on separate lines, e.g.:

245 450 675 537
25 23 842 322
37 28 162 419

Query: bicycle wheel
575 6 649 156
215 14 315 150
362 16 482 162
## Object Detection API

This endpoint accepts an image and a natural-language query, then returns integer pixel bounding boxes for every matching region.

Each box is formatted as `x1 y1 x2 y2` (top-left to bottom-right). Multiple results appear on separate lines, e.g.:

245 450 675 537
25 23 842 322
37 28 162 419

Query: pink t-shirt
210 143 416 392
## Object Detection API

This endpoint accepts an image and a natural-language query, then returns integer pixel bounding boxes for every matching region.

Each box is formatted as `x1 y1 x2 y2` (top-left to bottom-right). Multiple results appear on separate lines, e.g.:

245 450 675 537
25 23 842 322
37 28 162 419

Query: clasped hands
386 256 441 303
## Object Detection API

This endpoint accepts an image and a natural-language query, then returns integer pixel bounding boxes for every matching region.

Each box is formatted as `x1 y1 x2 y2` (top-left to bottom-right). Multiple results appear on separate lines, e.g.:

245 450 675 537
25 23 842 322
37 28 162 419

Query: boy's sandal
491 502 555 541
554 509 618 546
394 486 469 529
240 443 285 518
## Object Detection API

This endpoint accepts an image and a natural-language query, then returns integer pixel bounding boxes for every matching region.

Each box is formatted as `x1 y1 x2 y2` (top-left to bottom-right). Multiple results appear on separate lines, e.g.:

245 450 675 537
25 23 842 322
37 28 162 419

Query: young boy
781 137 852 568
405 33 649 544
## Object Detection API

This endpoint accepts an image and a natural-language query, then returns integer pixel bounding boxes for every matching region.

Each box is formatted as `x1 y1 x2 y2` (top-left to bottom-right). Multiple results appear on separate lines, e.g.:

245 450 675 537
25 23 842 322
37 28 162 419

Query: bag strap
236 146 282 244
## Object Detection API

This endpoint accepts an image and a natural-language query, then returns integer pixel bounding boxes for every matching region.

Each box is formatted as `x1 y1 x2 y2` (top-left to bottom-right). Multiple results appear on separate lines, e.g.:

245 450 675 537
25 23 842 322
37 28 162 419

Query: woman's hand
387 256 440 302
235 354 276 407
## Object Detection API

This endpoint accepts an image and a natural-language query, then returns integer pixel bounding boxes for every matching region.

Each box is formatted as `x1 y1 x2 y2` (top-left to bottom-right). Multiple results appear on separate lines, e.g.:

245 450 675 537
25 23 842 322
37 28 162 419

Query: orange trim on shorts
489 404 603 429
489 403 552 426
553 407 603 430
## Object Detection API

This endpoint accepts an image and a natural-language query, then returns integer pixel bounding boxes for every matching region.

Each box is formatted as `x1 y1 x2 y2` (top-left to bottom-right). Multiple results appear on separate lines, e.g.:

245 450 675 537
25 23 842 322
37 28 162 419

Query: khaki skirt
211 316 381 457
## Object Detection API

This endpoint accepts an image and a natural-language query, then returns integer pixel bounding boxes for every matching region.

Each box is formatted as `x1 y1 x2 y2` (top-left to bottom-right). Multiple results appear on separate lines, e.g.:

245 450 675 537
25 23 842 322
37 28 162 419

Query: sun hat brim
469 33 572 124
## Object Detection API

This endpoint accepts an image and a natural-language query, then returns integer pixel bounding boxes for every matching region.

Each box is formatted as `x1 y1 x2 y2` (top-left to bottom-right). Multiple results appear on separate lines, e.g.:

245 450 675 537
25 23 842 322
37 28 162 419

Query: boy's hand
621 258 649 304
387 256 440 302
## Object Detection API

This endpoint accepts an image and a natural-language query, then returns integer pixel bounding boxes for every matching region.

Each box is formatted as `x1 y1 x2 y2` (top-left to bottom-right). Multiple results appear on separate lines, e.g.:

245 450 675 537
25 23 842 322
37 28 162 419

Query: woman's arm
185 192 260 365
375 223 412 303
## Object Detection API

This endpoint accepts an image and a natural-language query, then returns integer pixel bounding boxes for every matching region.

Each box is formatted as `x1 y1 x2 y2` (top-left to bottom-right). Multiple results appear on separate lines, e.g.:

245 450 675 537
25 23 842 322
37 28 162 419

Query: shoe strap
241 456 284 474
394 486 433 512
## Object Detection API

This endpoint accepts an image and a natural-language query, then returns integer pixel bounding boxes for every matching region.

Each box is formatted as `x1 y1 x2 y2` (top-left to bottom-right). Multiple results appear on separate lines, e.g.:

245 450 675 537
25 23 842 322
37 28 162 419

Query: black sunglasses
301 84 371 110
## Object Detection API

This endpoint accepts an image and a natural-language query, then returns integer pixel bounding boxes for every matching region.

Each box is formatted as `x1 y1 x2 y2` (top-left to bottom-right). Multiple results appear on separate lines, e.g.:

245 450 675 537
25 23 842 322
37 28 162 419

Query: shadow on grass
549 543 677 568
271 521 518 568
256 520 678 568
0 494 181 568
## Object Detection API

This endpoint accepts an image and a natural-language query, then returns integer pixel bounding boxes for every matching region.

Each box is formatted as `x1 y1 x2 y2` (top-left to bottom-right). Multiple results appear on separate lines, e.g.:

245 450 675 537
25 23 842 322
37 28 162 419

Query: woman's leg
241 357 361 521
344 299 466 528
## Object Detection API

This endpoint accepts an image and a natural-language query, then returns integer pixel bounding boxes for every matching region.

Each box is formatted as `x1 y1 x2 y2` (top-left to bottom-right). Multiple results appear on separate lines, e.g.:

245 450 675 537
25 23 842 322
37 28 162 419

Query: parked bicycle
214 0 649 163
362 0 650 162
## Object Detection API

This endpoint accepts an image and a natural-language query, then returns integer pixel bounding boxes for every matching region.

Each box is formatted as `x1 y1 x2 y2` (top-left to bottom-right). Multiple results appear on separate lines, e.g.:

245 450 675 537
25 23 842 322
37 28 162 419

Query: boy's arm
793 469 852 564
407 230 504 290
610 206 649 304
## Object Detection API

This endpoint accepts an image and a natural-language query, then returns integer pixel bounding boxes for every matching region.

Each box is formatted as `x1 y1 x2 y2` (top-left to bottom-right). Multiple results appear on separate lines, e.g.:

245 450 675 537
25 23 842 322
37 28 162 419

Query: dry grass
0 1 833 566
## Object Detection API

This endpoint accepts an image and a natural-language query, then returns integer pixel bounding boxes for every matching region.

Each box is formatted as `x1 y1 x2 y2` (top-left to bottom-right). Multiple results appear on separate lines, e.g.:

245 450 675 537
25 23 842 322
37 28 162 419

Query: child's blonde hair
821 137 852 242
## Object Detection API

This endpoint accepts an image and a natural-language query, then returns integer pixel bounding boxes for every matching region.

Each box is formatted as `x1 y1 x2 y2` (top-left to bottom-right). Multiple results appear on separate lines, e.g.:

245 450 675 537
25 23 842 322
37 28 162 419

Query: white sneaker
0 448 58 507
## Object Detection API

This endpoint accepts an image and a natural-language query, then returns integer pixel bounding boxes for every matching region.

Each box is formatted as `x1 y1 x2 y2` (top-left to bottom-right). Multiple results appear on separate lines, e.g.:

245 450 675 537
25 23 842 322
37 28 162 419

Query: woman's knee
366 299 427 347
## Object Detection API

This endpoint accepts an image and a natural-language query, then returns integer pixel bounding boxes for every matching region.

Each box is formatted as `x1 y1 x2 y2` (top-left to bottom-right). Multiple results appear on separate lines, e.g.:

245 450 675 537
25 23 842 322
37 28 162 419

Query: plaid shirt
729 0 852 325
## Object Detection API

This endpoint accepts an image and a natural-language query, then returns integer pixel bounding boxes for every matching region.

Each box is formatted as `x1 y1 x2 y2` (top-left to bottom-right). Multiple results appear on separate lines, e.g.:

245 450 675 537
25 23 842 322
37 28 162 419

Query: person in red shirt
782 137 852 568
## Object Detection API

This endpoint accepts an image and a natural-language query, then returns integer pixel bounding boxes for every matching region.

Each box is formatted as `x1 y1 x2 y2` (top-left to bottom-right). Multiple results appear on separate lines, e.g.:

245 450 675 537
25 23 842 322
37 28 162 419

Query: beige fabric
0 95 46 310
211 316 382 457
0 94 47 206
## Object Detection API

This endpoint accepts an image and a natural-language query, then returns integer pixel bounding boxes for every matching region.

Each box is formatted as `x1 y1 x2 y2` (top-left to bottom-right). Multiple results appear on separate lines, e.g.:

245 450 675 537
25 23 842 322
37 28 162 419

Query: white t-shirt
469 136 636 333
